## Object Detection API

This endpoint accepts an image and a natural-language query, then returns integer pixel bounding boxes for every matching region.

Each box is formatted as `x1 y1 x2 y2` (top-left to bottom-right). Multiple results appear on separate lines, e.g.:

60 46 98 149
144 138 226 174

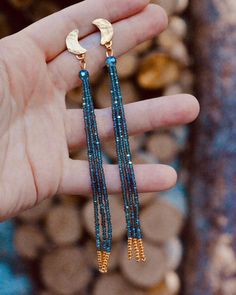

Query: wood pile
0 0 194 294
15 195 185 294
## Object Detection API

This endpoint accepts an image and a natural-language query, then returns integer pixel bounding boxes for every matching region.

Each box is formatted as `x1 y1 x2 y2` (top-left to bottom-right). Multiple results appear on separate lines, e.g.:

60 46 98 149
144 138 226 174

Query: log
164 238 183 271
153 0 188 15
83 197 126 241
151 0 178 16
168 16 187 40
103 135 143 161
141 198 184 244
161 186 188 217
132 151 157 208
172 126 189 149
18 199 52 222
169 41 190 66
95 78 137 109
157 30 179 51
183 1 236 294
157 30 190 66
132 152 156 165
175 0 189 14
163 83 183 96
138 53 181 90
41 247 91 295
179 69 194 93
14 225 46 259
132 40 152 54
120 241 168 288
85 240 121 271
114 80 139 102
138 192 156 207
94 273 145 295
147 272 180 295
146 133 180 163
45 205 82 246
117 53 138 79
130 152 158 206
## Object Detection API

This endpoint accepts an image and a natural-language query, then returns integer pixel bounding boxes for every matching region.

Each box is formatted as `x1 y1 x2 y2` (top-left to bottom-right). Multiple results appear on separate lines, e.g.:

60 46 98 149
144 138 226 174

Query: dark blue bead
106 56 117 66
79 69 89 79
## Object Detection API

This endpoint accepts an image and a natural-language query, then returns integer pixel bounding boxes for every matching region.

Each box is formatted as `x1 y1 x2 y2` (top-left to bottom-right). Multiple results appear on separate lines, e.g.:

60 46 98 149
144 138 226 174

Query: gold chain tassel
138 239 146 262
133 238 141 262
100 252 110 273
128 238 133 260
97 251 103 272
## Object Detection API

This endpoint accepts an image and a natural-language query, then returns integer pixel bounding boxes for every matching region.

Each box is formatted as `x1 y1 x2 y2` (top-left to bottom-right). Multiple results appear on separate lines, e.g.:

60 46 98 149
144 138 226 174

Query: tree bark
184 1 236 294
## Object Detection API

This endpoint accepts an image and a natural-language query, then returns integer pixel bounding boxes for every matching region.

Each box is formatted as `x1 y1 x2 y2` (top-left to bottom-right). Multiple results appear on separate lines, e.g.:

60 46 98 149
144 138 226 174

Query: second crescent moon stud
65 29 112 273
92 18 114 46
92 18 114 56
93 19 147 263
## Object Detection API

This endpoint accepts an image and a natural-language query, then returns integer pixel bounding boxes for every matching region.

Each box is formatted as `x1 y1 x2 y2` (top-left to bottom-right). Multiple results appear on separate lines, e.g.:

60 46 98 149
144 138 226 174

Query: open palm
0 0 199 220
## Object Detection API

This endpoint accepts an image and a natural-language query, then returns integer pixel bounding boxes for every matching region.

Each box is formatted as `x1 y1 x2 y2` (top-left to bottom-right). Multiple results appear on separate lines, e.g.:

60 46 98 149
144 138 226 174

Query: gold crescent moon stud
66 29 87 55
92 18 114 46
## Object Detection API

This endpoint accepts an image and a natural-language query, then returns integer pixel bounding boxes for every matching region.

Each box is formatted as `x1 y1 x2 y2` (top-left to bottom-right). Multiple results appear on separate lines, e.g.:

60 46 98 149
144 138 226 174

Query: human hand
0 0 199 220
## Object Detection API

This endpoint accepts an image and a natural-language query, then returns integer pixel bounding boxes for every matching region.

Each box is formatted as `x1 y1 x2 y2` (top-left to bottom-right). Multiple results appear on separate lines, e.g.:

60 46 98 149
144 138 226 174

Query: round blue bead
106 56 117 66
79 69 89 79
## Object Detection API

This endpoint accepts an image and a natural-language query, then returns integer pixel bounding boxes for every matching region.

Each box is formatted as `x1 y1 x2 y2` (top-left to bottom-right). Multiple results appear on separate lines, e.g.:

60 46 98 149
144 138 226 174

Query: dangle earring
66 30 112 273
93 19 146 263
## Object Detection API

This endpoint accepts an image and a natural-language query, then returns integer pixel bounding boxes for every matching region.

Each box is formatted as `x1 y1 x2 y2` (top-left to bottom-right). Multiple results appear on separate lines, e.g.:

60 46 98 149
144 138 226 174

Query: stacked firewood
0 0 193 294
15 193 184 294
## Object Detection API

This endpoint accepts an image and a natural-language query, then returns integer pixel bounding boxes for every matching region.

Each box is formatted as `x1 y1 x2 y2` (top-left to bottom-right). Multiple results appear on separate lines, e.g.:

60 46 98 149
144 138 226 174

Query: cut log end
41 247 91 295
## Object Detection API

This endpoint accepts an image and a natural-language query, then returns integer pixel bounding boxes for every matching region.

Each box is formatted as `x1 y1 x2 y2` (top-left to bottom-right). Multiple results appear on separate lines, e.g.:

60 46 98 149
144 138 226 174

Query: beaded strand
106 56 146 262
80 69 112 272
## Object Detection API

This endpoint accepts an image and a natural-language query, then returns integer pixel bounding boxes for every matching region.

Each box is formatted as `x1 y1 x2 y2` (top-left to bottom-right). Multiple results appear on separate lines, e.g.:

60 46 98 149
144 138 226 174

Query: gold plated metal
92 19 114 45
66 29 87 55
133 238 141 262
93 19 114 56
76 53 87 70
128 238 133 260
66 29 87 69
104 40 114 57
138 239 147 262
97 251 103 272
100 252 110 273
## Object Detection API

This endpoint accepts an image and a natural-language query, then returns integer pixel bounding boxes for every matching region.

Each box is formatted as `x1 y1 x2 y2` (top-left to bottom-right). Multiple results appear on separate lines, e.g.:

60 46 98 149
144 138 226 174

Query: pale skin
0 0 200 221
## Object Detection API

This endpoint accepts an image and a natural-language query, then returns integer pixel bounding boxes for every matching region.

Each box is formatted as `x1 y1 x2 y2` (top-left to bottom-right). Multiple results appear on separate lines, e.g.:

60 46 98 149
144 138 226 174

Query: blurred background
0 0 235 294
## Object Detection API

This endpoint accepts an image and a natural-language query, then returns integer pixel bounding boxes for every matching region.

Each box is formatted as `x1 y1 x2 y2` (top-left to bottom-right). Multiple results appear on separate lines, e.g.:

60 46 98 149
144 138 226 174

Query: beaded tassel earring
66 30 112 273
93 19 146 262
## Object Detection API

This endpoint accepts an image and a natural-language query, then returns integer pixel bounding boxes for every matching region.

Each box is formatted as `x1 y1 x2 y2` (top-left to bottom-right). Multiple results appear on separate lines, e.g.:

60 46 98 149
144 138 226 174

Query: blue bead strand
112 65 142 240
109 61 136 238
80 70 112 256
106 57 136 238
106 57 143 242
81 70 111 254
107 63 133 240
80 72 101 250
